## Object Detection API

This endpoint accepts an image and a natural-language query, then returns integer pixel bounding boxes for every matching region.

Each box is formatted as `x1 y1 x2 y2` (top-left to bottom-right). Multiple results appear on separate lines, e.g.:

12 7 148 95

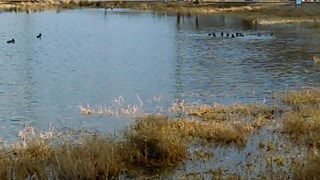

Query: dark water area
0 9 320 142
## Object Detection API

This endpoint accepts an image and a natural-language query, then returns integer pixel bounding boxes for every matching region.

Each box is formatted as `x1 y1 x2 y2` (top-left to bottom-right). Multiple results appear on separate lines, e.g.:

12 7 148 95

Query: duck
7 38 15 44
36 33 42 39
231 34 235 38
208 33 216 37
221 32 224 37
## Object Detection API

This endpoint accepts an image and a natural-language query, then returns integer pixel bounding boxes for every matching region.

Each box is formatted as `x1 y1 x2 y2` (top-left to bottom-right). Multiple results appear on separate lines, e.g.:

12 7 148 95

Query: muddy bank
1 1 320 25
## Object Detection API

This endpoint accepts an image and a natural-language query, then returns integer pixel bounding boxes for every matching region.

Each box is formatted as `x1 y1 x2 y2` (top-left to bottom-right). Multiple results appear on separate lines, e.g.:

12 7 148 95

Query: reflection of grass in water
1 88 320 178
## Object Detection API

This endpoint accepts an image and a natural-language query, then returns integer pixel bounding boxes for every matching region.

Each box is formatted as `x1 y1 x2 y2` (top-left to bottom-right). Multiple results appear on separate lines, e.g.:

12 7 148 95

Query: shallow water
0 9 320 142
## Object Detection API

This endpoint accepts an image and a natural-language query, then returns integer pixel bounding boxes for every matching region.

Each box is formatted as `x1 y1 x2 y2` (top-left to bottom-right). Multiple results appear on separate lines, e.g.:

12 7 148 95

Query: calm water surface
0 9 320 141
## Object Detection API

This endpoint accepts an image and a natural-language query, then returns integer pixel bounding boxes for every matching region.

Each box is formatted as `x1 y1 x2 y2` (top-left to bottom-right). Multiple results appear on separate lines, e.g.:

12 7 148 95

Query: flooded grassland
1 89 320 179
0 6 320 180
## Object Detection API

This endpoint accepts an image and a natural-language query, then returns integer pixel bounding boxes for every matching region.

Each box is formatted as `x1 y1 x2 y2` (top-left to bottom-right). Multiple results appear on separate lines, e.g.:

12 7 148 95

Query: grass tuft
281 88 320 106
122 115 187 169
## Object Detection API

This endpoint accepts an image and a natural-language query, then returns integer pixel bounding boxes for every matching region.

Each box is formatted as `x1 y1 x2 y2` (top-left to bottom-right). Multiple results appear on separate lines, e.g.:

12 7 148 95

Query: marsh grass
279 88 320 178
280 89 320 147
51 136 123 179
122 116 187 170
187 103 276 121
0 135 125 179
2 89 320 178
281 88 320 106
293 153 320 179
0 113 254 179
132 115 248 145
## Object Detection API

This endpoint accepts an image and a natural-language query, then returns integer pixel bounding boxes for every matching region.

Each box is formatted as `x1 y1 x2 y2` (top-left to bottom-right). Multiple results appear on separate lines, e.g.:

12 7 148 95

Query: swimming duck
221 32 224 37
7 38 15 44
208 33 216 37
36 33 42 39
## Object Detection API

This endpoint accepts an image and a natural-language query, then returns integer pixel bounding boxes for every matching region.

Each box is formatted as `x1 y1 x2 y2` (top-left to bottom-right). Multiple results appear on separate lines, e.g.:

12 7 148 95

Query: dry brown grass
280 88 320 147
0 136 123 179
281 88 320 106
132 115 248 145
2 88 320 178
51 135 123 179
293 152 320 179
0 114 248 179
0 140 52 179
122 116 187 169
279 88 320 178
0 149 11 179
187 103 276 122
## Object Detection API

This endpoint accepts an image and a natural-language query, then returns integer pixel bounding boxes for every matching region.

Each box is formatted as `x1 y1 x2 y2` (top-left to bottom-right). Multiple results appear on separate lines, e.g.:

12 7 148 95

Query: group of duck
6 33 42 44
208 32 274 38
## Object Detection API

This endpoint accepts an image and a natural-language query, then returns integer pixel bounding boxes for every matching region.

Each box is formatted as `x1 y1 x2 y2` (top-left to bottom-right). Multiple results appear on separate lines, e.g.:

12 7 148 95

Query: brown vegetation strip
1 1 320 25
0 113 254 179
1 88 320 178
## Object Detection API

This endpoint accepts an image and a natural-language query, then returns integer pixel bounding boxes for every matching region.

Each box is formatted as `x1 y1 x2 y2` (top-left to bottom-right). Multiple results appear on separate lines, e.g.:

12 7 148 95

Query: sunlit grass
122 116 187 170
136 115 250 144
51 135 123 179
187 103 276 122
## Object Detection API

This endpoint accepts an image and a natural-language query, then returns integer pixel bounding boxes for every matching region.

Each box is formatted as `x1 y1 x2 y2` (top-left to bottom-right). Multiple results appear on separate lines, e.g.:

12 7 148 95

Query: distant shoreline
1 1 320 26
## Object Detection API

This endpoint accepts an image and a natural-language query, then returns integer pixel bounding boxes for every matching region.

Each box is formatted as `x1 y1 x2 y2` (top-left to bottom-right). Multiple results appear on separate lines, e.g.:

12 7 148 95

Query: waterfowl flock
208 32 273 38
6 33 42 44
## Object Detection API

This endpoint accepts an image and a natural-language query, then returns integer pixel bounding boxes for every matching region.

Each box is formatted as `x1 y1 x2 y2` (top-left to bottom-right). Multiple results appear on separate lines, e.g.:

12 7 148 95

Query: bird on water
36 33 42 39
7 38 15 44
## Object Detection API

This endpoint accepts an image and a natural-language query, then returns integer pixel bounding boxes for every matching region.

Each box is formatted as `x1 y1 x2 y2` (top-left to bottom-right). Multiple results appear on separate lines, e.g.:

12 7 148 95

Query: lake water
0 9 320 142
